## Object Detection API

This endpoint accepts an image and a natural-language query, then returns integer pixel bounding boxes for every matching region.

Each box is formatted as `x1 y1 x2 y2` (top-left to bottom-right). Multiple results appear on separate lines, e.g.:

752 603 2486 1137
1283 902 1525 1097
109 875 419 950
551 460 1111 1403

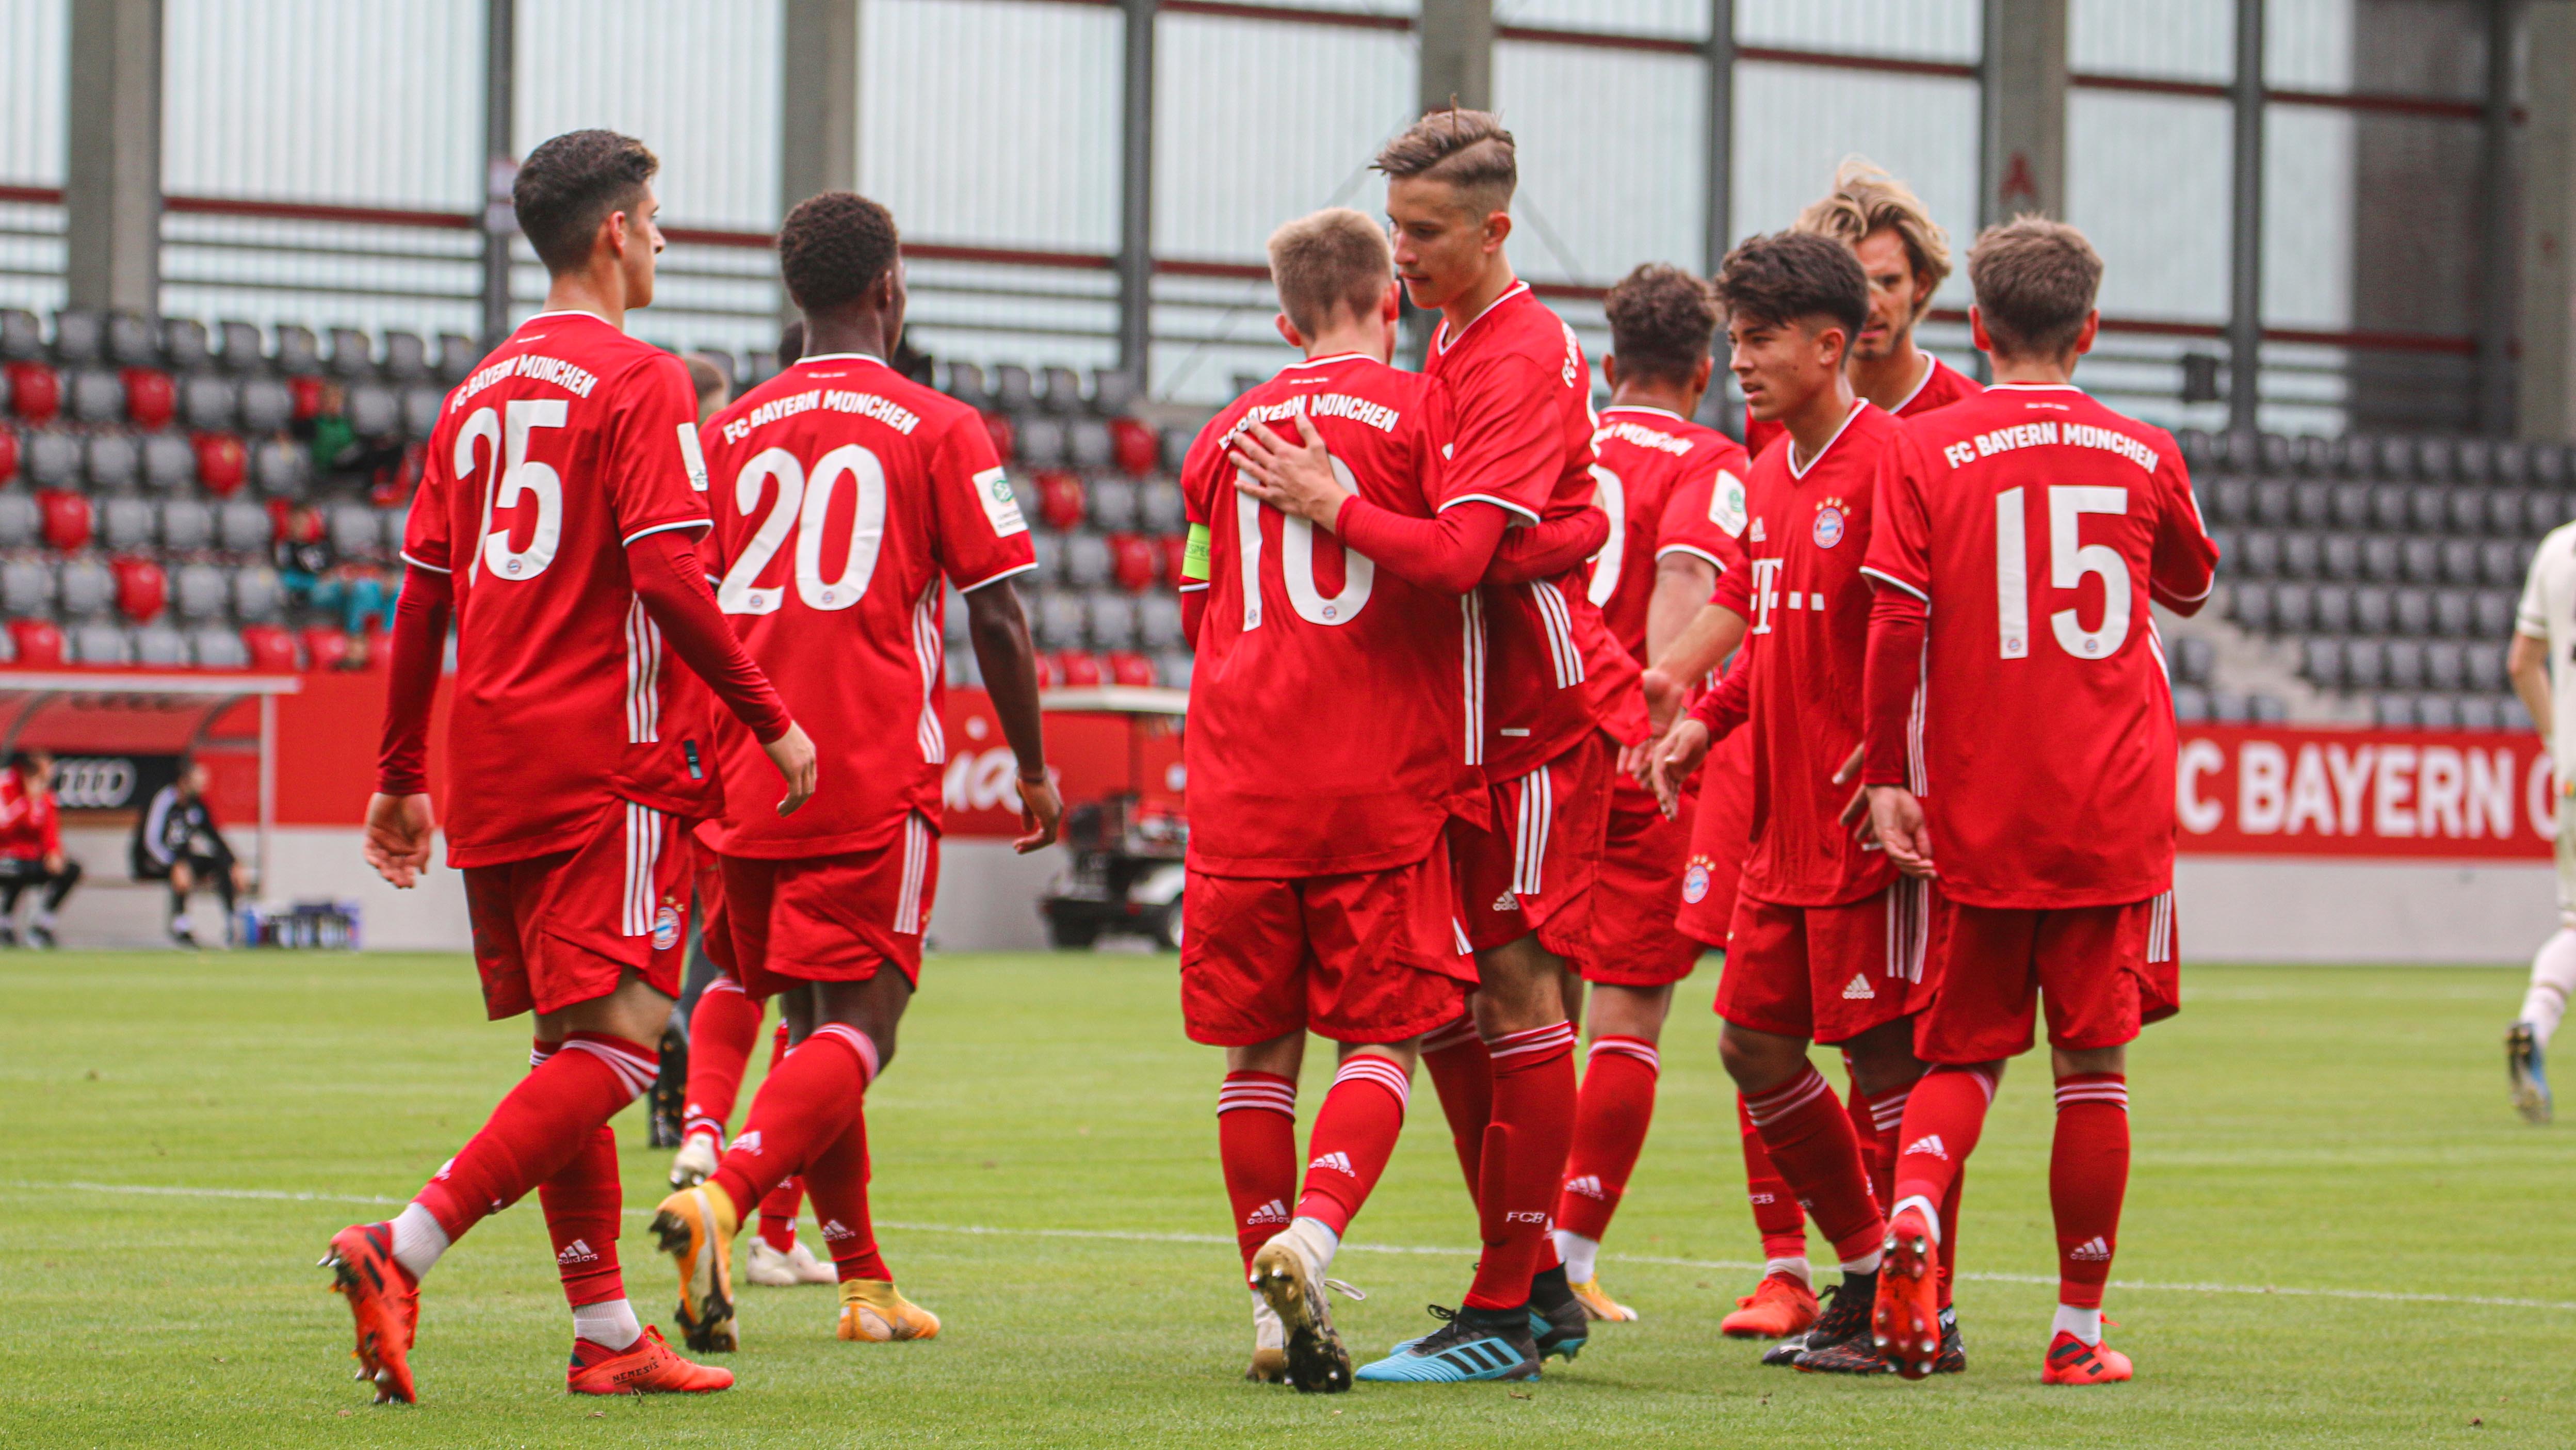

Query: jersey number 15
1995 484 2129 661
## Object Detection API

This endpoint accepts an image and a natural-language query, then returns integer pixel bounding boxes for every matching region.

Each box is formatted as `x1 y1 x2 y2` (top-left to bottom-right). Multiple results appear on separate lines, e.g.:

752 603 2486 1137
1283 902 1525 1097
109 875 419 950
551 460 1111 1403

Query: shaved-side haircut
1374 107 1517 218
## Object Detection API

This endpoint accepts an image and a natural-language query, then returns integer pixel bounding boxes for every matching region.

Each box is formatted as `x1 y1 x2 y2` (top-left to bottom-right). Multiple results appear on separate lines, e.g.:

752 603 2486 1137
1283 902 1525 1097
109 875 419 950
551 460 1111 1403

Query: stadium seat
1106 650 1155 687
163 317 210 373
2320 533 2362 581
2486 488 2530 535
1034 472 1087 533
2300 636 2344 689
1092 368 1141 417
326 328 371 377
38 489 91 552
940 584 969 647
217 500 267 553
2446 489 2486 536
2434 588 2473 636
1138 480 1184 535
2460 437 2497 483
2459 696 2503 731
437 333 480 383
381 504 407 553
2385 639 2425 690
944 362 991 411
100 496 154 552
217 320 265 372
300 626 350 670
945 649 983 689
66 367 122 423
1137 593 1184 650
1040 365 1084 414
2344 638 2388 691
123 367 175 429
0 491 33 550
172 561 227 620
1087 593 1139 650
329 502 380 557
6 360 59 422
2351 586 2391 636
1068 419 1113 471
1016 417 1066 469
86 433 139 491
7 619 61 667
2251 479 2293 526
56 559 110 620
1110 417 1159 476
1090 478 1141 532
1062 533 1112 589
232 565 283 621
0 428 15 487
1027 652 1055 689
2293 481 2332 529
70 621 132 666
1108 534 1158 592
2425 640 2467 692
26 430 78 489
1160 426 1192 475
190 625 249 669
194 432 248 497
2233 530 2279 578
2170 684 2211 722
136 434 191 493
2327 482 2370 531
2537 445 2572 489
274 325 321 375
2373 694 2416 729
2170 635 2215 686
401 385 443 439
2311 585 2352 634
1 557 54 615
2400 536 2440 584
239 377 292 433
382 330 428 381
2473 590 2514 638
133 622 187 666
1154 649 1193 691
981 412 1014 464
1033 590 1088 649
2391 587 2433 636
253 438 307 496
0 309 41 360
1022 530 1065 589
2227 582 2272 631
52 309 103 363
240 623 296 671
2415 692 2460 730
2468 643 2507 693
2359 535 2401 583
2438 539 2480 586
1053 650 1105 688
1160 534 1191 590
347 382 399 438
994 365 1037 414
2481 540 2524 587
2270 582 2314 633
2531 491 2573 535
2416 436 2457 482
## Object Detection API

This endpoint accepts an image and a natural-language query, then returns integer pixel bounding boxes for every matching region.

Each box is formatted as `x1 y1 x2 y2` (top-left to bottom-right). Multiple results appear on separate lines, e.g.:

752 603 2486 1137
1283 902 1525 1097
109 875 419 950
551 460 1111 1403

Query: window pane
2070 0 2231 82
1737 0 1979 63
515 0 778 230
2067 90 2233 322
1498 0 1706 41
1731 63 1979 308
1497 40 1706 284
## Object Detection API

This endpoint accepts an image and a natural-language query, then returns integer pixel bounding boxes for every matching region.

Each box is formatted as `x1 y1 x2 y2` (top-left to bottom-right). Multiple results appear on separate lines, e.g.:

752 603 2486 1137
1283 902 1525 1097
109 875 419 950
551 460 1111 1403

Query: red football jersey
1179 353 1485 877
695 351 1037 859
1705 401 1901 907
404 311 723 867
1586 405 1752 660
1862 382 2217 908
1425 282 1616 779
1745 352 1981 459
0 767 52 858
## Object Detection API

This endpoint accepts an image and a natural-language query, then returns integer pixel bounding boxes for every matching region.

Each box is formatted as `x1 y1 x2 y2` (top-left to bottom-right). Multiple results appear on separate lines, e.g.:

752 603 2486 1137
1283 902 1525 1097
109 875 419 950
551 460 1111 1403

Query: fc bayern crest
1811 505 1846 549
1682 862 1710 904
653 902 682 951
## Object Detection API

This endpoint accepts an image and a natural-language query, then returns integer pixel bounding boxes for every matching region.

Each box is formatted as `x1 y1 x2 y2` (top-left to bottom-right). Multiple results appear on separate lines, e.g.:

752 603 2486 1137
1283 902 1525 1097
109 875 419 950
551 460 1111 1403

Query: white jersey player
2507 524 2576 1122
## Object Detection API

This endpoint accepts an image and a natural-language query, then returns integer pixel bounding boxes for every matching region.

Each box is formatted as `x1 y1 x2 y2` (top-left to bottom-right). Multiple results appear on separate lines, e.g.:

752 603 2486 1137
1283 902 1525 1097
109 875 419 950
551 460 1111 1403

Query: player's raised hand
1866 784 1936 878
764 721 819 816
1012 770 1064 855
1229 412 1351 527
362 792 436 889
1645 718 1711 820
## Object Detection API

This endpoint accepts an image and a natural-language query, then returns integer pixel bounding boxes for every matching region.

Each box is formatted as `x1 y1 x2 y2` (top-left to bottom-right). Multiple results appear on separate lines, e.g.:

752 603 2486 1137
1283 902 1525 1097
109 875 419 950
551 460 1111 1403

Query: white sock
1250 1287 1284 1349
1553 1230 1600 1284
1890 1192 1943 1246
31 908 54 928
170 913 191 935
1285 1216 1339 1273
1840 1248 1883 1276
572 1297 643 1351
1763 1255 1813 1287
2052 1303 2103 1346
2523 927 2576 1049
387 1202 448 1281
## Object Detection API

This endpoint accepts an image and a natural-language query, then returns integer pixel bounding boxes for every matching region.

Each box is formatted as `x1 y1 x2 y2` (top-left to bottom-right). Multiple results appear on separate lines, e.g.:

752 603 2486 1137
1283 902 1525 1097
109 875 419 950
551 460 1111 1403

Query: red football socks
1464 1021 1577 1310
2051 1073 2130 1309
415 1031 659 1243
1293 1054 1409 1236
759 1180 804 1253
1737 1092 1809 1261
1419 1014 1492 1204
1216 1070 1297 1274
805 1110 890 1282
680 976 763 1143
1553 1035 1659 1243
1742 1063 1884 1267
707 1025 879 1220
1889 1064 1999 1232
524 1039 624 1308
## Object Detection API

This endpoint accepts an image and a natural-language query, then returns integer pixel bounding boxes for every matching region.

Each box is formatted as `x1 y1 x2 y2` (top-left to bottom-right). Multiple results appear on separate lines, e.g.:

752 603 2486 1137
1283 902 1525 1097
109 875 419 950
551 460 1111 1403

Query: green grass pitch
2 950 2569 1446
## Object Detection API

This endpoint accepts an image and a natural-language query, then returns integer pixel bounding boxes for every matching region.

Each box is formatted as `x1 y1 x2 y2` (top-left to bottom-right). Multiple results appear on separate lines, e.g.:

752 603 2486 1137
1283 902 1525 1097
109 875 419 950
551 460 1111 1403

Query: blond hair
1373 107 1516 217
1794 156 1952 322
1967 217 2103 359
1267 208 1394 337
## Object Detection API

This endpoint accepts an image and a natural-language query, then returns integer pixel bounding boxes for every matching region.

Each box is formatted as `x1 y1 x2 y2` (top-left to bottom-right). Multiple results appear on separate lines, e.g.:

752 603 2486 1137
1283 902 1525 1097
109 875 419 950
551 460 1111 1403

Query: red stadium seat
1108 533 1158 593
8 619 62 668
1034 471 1087 533
122 367 176 431
6 361 59 423
240 623 297 672
0 428 17 487
1158 534 1191 590
1029 651 1057 690
38 489 91 553
1109 417 1159 477
112 557 167 623
1106 650 1155 687
1053 651 1105 688
192 432 248 496
266 496 294 542
286 374 327 423
300 627 351 671
981 411 1015 464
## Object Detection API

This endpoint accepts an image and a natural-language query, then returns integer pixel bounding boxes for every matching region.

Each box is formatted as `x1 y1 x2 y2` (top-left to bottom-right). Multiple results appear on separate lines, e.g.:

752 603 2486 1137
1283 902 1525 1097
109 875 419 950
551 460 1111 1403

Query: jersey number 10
1234 458 1374 629
1995 484 2130 661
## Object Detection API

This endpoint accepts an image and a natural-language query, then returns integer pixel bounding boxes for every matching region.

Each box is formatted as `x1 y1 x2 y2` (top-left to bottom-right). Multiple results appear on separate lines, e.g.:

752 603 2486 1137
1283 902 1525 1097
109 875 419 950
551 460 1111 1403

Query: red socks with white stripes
707 1024 881 1223
680 976 762 1145
1418 1015 1492 1202
1216 1071 1298 1275
1741 1063 1885 1271
1888 1063 1996 1232
409 1031 659 1251
2050 1073 2129 1332
1293 1055 1409 1236
1737 1092 1813 1280
805 1109 892 1283
1550 1035 1658 1282
1464 1021 1578 1311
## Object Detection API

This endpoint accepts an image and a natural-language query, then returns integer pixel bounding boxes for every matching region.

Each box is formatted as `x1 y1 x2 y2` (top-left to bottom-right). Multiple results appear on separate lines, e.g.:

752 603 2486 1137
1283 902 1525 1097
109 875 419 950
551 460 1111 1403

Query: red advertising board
936 687 1185 839
2175 725 2555 860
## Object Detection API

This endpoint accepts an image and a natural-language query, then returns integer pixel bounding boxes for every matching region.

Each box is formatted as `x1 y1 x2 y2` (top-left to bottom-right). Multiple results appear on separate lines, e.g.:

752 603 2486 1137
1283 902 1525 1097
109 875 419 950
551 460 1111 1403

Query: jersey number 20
717 445 890 614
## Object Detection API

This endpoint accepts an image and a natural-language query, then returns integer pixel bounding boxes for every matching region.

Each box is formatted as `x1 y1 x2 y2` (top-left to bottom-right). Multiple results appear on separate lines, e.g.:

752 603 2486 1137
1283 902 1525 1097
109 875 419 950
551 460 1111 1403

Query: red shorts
692 848 736 976
1913 891 2180 1064
718 814 938 1001
1180 848 1475 1046
1713 876 1936 1045
1674 729 1753 949
463 799 692 1020
1571 778 1707 987
1451 732 1611 957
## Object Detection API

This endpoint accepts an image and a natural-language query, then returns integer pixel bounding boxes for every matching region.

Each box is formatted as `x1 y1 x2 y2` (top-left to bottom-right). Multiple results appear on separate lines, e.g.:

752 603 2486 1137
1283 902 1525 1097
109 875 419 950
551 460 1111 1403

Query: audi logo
51 758 137 810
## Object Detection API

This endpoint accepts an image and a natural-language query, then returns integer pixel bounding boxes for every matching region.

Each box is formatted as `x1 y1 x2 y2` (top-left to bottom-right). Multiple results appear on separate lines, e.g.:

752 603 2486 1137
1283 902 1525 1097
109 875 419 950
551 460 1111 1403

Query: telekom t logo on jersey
1748 557 1785 634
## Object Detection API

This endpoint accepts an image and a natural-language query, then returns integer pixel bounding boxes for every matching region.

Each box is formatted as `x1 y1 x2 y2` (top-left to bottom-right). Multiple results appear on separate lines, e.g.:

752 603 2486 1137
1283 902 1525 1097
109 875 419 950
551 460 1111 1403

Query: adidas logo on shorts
2068 1235 2113 1262
1841 972 1875 1001
1565 1174 1606 1200
1308 1151 1355 1177
1247 1198 1291 1227
1904 1134 1947 1160
1492 892 1518 912
557 1238 599 1265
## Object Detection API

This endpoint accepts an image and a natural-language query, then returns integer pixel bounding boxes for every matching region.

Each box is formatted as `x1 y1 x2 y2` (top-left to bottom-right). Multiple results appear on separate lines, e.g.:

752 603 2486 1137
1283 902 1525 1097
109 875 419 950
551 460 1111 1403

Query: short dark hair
777 192 900 317
513 130 659 273
1374 107 1516 216
1603 264 1719 384
1968 216 2103 359
1711 231 1869 344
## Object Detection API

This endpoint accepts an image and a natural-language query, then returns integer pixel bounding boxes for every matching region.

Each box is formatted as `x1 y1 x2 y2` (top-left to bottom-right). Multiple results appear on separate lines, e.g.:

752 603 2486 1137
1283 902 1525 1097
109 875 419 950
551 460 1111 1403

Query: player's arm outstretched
623 526 814 814
964 576 1063 852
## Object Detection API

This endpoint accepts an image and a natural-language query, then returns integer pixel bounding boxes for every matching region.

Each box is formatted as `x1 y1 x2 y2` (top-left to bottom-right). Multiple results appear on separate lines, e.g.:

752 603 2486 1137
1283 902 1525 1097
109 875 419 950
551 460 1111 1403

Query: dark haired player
1862 218 2211 1386
1644 231 1945 1377
0 749 79 946
330 128 817 1404
652 191 1059 1355
1547 263 1747 1323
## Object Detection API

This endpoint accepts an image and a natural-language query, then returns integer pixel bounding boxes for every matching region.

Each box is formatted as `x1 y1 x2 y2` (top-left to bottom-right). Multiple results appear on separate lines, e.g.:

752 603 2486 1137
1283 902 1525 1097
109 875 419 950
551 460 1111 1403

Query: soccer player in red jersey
1859 218 2212 1385
1642 232 1938 1377
650 191 1061 1355
0 750 79 947
1543 264 1746 1324
1742 161 1979 459
331 131 818 1404
1177 207 1514 1391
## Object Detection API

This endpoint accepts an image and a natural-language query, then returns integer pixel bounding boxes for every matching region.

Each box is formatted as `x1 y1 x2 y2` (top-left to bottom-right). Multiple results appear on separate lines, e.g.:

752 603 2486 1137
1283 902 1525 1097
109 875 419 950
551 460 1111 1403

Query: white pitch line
16 1179 2574 1314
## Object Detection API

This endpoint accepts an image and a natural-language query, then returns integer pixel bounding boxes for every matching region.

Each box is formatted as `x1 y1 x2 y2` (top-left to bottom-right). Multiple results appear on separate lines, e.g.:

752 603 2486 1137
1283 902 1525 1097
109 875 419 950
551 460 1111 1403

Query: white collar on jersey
1602 404 1690 423
796 351 887 366
1887 352 1939 412
518 308 618 330
1986 380 2086 393
1431 279 1532 358
1786 399 1868 479
1278 352 1374 372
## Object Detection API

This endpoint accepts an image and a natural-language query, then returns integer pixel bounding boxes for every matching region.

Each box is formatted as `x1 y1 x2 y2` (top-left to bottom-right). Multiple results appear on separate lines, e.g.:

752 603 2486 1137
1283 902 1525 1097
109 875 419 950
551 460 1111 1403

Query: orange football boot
837 1279 942 1342
1720 1271 1818 1339
320 1222 419 1405
2042 1331 2133 1385
1871 1205 1943 1381
566 1325 736 1395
